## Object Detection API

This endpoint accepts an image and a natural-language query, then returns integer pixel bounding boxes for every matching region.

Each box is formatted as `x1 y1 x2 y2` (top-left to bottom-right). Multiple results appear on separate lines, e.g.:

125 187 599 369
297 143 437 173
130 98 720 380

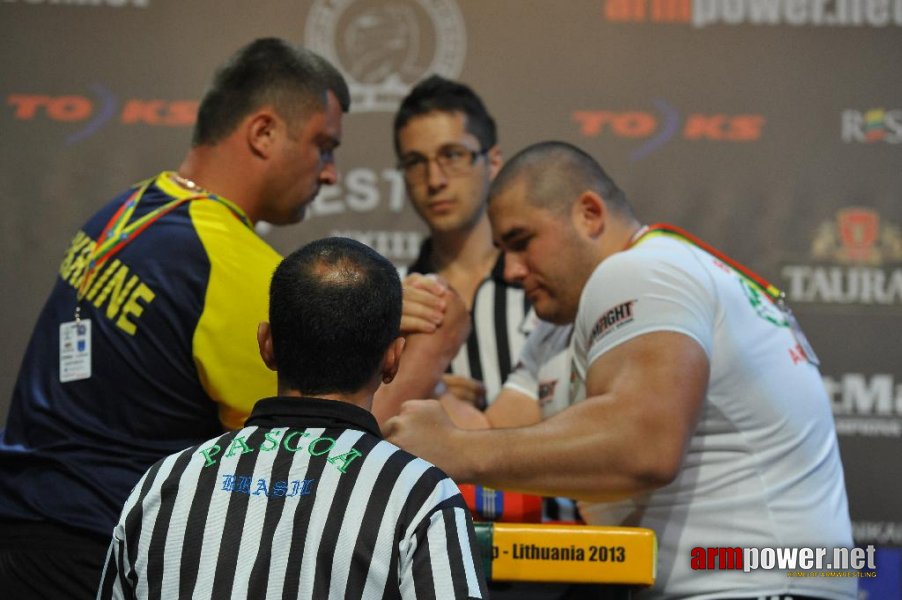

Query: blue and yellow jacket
0 172 280 537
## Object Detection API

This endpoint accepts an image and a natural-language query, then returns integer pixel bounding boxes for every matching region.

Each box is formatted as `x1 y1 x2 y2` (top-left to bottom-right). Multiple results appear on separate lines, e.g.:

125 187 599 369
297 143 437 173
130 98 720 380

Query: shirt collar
407 237 436 274
246 396 382 438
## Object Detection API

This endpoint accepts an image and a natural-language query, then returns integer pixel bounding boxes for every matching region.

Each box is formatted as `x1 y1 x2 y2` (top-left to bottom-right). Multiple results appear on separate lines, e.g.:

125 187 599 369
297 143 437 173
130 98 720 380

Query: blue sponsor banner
860 547 901 600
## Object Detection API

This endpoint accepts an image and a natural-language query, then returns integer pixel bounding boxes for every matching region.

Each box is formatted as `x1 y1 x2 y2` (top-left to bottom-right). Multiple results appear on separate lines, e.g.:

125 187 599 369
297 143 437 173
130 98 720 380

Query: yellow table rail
474 522 657 586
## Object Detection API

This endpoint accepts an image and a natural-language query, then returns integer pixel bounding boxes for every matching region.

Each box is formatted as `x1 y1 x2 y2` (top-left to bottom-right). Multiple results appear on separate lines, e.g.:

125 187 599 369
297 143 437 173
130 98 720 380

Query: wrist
449 427 485 483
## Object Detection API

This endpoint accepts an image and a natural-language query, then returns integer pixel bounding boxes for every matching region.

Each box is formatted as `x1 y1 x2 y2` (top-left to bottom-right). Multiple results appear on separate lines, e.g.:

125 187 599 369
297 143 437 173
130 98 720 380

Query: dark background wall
2 0 900 594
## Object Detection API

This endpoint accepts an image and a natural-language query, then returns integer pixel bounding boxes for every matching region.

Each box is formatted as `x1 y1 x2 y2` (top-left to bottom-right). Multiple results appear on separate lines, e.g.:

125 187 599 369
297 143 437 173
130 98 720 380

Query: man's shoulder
184 208 280 289
592 235 705 286
125 441 207 500
586 245 658 296
79 179 150 233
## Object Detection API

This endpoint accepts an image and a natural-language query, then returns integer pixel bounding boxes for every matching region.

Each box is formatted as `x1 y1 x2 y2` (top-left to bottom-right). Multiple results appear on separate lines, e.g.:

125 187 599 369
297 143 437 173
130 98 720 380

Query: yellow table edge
474 522 657 586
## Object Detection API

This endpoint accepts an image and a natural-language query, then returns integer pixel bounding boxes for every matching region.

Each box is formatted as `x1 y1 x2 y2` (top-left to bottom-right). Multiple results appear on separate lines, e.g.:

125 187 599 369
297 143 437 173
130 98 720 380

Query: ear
257 322 278 372
486 145 503 180
246 109 279 159
380 337 406 384
573 190 606 239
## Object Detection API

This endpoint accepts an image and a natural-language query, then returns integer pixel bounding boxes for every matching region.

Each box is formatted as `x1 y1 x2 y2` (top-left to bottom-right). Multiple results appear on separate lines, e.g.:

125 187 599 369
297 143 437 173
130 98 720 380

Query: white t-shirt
504 320 574 419
571 233 855 599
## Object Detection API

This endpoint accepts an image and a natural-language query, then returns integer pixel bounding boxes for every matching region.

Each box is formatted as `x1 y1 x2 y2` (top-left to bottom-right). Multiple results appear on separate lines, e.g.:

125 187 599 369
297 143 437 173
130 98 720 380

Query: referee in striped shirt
98 237 487 600
386 75 580 600
385 75 533 420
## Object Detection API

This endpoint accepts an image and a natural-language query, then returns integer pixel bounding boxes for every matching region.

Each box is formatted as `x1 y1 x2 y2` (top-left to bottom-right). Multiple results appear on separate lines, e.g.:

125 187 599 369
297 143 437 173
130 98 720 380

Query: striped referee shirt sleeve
97 462 158 600
97 533 133 600
400 488 487 599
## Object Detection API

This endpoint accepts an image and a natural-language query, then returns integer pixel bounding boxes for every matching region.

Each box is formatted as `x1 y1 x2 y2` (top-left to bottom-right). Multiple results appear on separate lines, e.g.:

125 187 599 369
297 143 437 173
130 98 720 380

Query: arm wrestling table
473 523 657 598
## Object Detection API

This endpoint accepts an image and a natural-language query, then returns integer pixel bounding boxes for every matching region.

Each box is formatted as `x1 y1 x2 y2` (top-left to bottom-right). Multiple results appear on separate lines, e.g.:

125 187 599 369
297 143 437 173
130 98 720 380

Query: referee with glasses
379 75 533 422
384 75 588 600
98 237 487 600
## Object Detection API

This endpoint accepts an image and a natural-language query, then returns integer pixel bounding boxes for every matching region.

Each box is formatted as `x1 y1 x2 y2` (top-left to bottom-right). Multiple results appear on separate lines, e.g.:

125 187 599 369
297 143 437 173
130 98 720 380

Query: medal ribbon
629 223 785 305
627 223 819 365
76 174 251 304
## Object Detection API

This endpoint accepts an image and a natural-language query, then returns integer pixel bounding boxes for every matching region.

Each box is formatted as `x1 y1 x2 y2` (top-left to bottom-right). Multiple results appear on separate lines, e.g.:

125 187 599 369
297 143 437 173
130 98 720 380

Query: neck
429 212 498 276
277 386 377 412
599 216 644 262
178 146 262 223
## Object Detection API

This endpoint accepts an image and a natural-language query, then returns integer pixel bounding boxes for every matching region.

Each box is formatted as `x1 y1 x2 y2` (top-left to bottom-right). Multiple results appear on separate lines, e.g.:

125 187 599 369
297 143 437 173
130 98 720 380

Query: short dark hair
268 237 402 396
489 141 634 219
193 38 351 146
393 75 497 155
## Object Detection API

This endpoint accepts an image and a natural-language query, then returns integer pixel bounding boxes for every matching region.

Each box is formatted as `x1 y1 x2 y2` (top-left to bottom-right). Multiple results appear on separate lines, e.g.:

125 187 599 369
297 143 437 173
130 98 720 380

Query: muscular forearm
440 395 491 429
386 333 708 502
377 278 471 425
441 385 542 430
372 332 456 425
450 393 684 502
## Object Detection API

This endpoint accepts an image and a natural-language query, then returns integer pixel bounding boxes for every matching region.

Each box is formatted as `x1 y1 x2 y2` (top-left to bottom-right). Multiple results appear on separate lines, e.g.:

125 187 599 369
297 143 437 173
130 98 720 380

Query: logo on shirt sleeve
537 380 558 407
588 300 637 346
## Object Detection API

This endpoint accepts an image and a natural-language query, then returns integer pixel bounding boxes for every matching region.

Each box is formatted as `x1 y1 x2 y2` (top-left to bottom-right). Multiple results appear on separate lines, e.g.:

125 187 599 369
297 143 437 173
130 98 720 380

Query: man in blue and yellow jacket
0 38 349 598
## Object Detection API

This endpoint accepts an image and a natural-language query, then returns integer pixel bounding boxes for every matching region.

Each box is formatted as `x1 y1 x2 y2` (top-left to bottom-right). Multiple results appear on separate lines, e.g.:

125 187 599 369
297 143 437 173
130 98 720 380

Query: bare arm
440 384 541 430
385 331 708 502
372 280 470 426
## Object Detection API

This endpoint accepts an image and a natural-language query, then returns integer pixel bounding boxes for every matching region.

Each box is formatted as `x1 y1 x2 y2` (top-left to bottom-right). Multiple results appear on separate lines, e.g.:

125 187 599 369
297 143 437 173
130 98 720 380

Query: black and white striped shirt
98 397 487 600
407 240 533 405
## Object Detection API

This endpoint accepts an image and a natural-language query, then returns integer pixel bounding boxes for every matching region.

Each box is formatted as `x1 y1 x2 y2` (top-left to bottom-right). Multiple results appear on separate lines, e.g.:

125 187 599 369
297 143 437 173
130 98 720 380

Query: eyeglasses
397 144 487 183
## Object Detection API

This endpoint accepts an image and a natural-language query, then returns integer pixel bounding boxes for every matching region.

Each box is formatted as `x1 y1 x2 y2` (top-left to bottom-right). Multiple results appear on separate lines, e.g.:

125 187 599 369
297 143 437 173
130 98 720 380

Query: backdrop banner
2 1 899 593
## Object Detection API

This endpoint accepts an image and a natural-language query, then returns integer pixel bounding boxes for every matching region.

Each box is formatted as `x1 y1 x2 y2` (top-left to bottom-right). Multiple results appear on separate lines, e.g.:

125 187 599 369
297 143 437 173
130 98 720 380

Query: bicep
585 331 709 480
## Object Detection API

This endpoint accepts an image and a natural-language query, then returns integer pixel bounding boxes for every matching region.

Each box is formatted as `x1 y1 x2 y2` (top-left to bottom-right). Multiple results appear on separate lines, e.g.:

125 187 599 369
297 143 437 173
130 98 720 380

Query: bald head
488 141 633 219
268 237 401 395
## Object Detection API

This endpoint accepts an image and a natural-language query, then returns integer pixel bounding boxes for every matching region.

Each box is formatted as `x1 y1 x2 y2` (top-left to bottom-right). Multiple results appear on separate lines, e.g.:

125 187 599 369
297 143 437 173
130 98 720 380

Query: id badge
782 306 821 367
60 319 92 382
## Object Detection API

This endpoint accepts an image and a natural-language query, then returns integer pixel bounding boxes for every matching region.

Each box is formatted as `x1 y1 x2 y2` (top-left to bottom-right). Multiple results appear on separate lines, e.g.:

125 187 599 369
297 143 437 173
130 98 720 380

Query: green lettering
225 436 254 458
261 430 282 451
199 444 221 467
307 437 336 457
282 430 310 452
327 448 363 473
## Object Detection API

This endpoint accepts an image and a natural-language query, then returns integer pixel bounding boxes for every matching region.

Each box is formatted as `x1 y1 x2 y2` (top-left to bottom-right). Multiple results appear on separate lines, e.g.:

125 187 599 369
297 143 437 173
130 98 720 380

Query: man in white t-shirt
386 141 855 599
